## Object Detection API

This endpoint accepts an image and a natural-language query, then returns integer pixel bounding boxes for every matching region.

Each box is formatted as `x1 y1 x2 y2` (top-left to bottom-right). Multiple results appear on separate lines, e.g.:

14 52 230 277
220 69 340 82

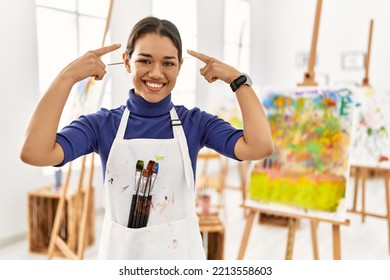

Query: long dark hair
126 16 182 62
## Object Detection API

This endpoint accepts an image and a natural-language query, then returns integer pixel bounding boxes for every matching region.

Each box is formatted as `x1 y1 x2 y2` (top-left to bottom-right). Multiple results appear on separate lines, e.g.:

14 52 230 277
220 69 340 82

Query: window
35 0 110 175
35 0 110 96
36 0 111 120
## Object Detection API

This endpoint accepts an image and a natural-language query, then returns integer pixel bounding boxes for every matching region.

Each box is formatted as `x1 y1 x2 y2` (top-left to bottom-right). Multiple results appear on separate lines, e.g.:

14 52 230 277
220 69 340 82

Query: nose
149 63 164 79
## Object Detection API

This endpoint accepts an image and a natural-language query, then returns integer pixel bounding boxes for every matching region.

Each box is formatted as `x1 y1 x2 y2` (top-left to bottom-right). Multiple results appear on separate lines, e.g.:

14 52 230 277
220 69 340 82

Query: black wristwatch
230 73 253 92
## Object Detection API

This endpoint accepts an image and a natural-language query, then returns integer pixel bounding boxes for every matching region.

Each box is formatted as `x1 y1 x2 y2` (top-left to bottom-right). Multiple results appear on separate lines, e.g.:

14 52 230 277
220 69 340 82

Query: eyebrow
138 53 177 60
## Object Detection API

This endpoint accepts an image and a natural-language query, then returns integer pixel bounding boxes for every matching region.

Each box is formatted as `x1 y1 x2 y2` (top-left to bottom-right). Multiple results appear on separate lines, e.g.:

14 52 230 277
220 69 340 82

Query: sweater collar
126 88 174 117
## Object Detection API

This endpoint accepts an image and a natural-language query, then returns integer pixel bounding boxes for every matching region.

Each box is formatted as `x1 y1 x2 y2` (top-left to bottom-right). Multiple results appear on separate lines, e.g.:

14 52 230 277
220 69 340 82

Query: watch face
230 73 253 91
236 75 247 86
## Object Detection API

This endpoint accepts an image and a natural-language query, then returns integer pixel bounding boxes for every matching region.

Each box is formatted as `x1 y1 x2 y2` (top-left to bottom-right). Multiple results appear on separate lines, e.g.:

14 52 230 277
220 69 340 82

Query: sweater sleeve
55 117 98 167
201 113 244 160
179 106 244 161
54 107 120 167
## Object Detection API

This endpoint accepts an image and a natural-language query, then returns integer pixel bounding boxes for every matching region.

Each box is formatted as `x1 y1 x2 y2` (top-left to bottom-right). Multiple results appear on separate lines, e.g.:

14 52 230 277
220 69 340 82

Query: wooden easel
238 0 350 260
349 19 375 220
361 19 373 87
348 19 390 254
237 206 350 260
297 0 322 87
349 164 390 254
47 155 95 259
295 0 349 259
47 0 114 260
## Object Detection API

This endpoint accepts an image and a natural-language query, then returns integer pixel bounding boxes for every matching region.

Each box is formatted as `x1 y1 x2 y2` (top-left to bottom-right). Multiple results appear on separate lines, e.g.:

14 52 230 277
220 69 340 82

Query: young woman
20 16 273 259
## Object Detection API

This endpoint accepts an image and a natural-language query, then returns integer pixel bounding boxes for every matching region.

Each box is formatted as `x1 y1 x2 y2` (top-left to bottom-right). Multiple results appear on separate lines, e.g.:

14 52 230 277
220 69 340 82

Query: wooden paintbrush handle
132 195 143 228
142 195 153 227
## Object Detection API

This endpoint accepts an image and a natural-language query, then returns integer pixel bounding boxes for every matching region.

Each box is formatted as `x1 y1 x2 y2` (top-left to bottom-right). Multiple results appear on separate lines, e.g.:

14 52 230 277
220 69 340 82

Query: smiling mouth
145 81 165 89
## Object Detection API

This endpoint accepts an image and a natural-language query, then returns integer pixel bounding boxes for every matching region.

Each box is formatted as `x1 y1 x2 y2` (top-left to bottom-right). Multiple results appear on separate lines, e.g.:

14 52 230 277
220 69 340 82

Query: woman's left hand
187 49 241 84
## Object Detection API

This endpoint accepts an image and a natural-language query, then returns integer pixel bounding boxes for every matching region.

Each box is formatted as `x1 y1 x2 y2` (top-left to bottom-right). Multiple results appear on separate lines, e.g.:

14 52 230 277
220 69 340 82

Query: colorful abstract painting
246 87 355 222
349 87 390 167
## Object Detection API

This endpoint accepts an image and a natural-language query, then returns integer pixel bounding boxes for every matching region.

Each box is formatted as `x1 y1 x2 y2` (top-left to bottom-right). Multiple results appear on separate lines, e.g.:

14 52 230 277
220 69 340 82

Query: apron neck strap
169 108 195 193
115 108 130 140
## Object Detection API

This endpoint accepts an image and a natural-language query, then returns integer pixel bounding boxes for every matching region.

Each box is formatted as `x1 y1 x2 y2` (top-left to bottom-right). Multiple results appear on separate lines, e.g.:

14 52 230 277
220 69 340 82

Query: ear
177 58 184 75
122 52 131 72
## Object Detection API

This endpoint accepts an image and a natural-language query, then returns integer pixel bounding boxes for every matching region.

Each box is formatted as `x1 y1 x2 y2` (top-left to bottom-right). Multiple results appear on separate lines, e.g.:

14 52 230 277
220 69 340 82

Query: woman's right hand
61 43 121 84
20 43 121 167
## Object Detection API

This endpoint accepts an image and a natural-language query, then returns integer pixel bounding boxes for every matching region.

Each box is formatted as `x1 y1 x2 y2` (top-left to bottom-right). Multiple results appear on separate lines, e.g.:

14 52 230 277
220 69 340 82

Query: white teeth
146 82 163 88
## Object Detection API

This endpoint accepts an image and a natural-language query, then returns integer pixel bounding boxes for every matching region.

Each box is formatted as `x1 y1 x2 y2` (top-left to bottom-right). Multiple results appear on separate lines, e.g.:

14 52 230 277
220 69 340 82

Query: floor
1 163 389 260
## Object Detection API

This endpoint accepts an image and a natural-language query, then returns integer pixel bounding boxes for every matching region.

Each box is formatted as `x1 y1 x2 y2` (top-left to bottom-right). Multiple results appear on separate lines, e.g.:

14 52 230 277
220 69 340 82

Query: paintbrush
139 160 156 227
132 169 148 228
142 162 159 227
127 160 144 228
107 62 124 66
133 160 154 228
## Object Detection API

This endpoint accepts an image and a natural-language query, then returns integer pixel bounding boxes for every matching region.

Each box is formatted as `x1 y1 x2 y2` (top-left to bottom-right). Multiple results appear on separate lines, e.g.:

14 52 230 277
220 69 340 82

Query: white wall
195 0 225 109
2 0 390 247
248 0 390 89
0 1 47 242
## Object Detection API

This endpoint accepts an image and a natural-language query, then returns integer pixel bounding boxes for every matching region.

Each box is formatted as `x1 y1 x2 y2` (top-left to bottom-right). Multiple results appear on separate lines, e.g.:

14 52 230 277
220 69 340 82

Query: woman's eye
163 61 175 66
137 59 150 64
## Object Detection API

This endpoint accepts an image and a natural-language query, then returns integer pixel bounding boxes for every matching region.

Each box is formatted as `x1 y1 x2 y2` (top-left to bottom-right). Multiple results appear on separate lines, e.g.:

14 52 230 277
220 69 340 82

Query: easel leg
238 161 249 214
332 224 341 260
352 166 359 211
310 221 319 260
47 163 73 260
361 168 367 223
384 171 390 254
47 191 66 259
285 218 298 260
237 210 256 260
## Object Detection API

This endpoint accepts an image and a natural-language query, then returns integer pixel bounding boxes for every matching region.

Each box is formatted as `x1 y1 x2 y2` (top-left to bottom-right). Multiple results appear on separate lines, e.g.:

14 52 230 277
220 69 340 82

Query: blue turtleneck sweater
56 89 243 179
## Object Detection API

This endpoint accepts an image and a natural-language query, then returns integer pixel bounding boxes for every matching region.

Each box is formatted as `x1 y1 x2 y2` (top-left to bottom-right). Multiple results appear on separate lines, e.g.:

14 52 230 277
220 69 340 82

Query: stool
27 186 95 255
198 214 225 260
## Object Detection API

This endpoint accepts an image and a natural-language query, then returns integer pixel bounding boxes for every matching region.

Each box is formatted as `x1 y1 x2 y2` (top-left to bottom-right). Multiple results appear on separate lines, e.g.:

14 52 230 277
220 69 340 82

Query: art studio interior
1 0 390 260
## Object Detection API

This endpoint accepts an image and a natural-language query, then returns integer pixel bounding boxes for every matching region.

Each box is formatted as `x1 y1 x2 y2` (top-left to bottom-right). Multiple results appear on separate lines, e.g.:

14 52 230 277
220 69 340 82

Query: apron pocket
100 217 192 260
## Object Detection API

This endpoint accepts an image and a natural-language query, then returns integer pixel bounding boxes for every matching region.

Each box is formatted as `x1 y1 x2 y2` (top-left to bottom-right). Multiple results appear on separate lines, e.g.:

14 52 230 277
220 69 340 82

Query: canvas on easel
245 87 355 223
350 87 390 166
238 87 354 260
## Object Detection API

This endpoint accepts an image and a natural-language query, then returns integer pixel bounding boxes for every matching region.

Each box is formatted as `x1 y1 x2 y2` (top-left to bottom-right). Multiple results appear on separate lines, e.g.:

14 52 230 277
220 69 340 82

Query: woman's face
123 33 182 103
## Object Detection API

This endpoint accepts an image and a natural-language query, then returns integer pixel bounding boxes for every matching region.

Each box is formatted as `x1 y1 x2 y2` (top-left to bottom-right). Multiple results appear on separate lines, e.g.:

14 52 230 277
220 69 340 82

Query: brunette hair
126 16 182 62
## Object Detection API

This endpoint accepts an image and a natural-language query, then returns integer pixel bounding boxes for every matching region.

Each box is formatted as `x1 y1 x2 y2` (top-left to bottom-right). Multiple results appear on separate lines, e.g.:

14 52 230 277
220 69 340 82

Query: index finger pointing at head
187 49 211 63
94 43 121 57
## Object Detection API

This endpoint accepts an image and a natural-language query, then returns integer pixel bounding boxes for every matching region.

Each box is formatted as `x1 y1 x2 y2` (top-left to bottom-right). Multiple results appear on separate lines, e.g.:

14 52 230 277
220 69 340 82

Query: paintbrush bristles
136 160 144 171
133 160 144 192
152 162 159 174
149 162 159 194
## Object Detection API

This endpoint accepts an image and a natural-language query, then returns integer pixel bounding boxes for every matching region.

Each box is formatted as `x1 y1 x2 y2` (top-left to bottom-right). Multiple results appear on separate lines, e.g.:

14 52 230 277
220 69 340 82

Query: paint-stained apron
97 107 206 259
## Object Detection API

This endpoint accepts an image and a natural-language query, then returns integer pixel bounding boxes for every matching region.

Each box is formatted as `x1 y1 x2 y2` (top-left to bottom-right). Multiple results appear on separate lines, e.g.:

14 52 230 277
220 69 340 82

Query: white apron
97 107 206 260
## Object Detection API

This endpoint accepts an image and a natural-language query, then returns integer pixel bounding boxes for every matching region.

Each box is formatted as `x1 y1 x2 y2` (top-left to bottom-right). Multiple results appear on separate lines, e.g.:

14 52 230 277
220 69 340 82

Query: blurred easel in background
348 19 390 255
46 0 114 260
238 0 351 260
